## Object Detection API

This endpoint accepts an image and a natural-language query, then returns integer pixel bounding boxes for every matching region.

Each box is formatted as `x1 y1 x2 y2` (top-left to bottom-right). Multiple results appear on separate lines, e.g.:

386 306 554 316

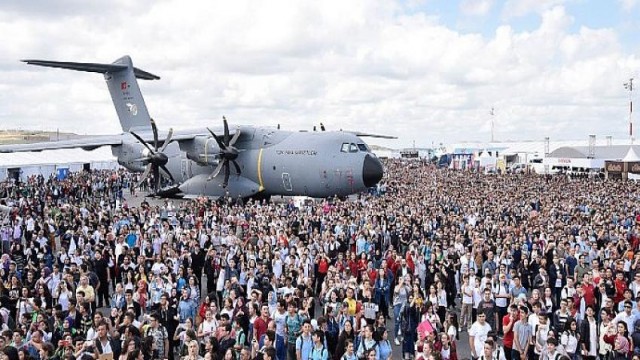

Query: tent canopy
623 146 640 162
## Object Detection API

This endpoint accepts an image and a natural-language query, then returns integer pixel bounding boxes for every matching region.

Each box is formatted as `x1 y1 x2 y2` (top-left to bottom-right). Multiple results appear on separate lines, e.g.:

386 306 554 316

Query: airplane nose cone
362 154 383 188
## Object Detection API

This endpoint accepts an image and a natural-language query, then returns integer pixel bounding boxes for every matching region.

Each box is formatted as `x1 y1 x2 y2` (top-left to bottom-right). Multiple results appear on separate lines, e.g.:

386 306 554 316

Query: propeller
207 116 242 188
130 119 175 193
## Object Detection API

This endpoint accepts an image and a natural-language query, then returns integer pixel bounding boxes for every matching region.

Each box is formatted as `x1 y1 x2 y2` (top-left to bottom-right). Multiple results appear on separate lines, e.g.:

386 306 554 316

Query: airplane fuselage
116 126 383 198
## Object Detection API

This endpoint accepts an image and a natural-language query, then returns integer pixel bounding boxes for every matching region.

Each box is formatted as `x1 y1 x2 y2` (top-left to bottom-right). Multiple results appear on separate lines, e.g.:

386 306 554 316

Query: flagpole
625 78 634 144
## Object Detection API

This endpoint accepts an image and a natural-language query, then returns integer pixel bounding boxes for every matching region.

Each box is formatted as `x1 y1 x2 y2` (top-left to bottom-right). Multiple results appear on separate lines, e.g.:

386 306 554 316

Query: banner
605 161 624 173
629 162 640 174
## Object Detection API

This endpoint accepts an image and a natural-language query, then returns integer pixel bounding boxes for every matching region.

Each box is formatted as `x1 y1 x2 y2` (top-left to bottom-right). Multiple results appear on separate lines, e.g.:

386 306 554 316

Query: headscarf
64 316 75 328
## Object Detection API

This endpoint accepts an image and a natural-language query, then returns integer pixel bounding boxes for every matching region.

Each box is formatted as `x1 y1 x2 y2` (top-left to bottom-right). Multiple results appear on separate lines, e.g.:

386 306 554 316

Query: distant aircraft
0 56 394 199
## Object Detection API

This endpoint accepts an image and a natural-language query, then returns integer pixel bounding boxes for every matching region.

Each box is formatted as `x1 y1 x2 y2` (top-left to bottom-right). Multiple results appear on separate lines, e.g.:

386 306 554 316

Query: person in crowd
3 161 640 360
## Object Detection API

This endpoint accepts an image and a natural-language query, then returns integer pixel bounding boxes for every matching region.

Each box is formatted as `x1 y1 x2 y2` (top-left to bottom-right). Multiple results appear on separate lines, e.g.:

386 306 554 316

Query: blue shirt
296 334 313 360
177 298 196 324
310 344 328 360
378 339 392 360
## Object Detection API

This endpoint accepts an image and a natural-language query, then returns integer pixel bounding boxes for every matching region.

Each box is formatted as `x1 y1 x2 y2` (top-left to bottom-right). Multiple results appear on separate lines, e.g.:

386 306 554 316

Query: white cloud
619 0 639 10
502 0 568 18
0 0 638 148
460 0 495 16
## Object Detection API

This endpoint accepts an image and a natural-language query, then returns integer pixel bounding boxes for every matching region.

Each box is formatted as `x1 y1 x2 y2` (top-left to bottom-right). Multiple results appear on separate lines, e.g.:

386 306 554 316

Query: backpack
358 339 378 360
285 313 303 339
311 345 327 360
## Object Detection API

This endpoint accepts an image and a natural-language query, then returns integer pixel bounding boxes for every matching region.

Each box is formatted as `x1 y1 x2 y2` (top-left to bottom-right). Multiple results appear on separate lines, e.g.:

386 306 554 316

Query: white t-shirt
272 310 287 337
469 321 491 357
473 287 483 308
462 284 474 305
493 282 509 308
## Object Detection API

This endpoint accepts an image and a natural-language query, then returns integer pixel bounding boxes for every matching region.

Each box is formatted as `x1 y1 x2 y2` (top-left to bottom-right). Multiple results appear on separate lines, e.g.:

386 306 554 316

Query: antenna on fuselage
320 123 326 131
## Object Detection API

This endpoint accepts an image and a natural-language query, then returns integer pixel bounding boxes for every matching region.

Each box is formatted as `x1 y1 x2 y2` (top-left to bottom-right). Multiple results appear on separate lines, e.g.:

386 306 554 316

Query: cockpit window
341 143 350 153
349 143 358 153
357 143 369 152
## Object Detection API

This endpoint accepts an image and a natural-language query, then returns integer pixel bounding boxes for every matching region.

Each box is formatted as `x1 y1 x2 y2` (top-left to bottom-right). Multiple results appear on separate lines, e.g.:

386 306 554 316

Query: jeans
511 349 521 360
393 304 403 339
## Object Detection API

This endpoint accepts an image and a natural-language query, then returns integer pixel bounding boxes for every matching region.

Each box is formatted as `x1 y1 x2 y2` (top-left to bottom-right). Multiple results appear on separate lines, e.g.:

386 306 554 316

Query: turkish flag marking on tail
121 82 127 90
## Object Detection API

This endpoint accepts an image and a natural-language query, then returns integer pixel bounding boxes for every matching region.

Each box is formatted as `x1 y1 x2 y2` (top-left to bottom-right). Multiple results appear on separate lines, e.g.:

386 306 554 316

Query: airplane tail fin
22 55 159 133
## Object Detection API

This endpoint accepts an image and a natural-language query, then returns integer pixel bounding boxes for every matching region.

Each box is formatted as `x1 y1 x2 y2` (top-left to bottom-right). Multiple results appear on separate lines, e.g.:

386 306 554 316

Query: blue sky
403 0 639 47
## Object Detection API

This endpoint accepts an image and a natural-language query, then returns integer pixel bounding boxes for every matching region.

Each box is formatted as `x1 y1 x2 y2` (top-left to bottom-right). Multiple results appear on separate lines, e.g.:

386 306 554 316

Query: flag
121 81 127 90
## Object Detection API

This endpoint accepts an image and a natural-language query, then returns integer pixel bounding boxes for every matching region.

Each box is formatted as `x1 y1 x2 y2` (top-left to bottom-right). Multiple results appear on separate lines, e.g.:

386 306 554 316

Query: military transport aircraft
0 56 391 199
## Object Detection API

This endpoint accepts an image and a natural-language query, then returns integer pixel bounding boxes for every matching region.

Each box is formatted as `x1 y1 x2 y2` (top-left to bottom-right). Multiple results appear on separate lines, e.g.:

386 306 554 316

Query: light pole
624 78 634 144
490 107 495 143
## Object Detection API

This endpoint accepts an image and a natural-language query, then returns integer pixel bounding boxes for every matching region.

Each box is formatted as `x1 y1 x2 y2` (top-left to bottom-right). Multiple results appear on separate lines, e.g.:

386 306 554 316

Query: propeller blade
229 129 241 147
223 116 230 145
132 157 151 163
130 132 156 154
136 165 152 188
159 128 174 153
150 118 159 150
207 128 227 150
231 160 241 175
223 162 230 188
208 160 225 180
159 165 175 183
153 166 160 192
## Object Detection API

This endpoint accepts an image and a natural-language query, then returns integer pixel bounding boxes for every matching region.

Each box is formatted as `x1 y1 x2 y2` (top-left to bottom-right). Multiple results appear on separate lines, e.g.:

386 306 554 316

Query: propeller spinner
130 119 175 193
207 116 242 188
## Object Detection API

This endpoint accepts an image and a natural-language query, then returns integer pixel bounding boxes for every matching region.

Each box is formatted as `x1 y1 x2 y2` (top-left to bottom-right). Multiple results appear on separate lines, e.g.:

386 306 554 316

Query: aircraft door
181 159 192 181
345 169 354 193
282 173 293 192
320 169 332 190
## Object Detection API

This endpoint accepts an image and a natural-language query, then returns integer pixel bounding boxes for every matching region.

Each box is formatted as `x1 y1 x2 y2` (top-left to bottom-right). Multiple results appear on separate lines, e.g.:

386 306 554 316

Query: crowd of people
0 159 639 360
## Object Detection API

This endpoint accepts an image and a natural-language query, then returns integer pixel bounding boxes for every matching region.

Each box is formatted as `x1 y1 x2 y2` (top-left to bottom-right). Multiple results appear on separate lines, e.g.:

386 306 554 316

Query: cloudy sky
0 0 638 148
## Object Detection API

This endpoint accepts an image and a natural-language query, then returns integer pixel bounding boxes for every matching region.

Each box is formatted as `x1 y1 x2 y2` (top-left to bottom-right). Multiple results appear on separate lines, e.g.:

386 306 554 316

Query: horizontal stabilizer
21 60 160 80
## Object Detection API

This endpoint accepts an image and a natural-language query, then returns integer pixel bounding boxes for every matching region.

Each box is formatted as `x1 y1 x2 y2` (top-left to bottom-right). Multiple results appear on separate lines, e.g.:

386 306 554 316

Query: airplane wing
0 131 204 153
0 135 124 153
344 130 397 139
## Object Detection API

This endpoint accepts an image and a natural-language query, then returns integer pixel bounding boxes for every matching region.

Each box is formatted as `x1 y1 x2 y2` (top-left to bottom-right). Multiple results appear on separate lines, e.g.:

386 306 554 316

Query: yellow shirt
345 298 357 316
76 284 95 301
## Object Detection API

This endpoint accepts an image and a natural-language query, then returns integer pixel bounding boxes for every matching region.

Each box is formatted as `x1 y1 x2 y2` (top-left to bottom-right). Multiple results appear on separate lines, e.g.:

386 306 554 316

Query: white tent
623 146 640 180
477 149 497 171
0 147 119 181
623 146 640 162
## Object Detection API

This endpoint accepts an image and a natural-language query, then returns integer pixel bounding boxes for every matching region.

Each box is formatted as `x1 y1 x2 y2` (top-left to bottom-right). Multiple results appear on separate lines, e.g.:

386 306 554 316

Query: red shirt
253 316 270 342
582 283 596 306
367 269 377 283
387 255 397 273
347 260 359 276
318 259 329 274
614 278 628 304
406 253 415 273
357 259 368 275
502 313 518 348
